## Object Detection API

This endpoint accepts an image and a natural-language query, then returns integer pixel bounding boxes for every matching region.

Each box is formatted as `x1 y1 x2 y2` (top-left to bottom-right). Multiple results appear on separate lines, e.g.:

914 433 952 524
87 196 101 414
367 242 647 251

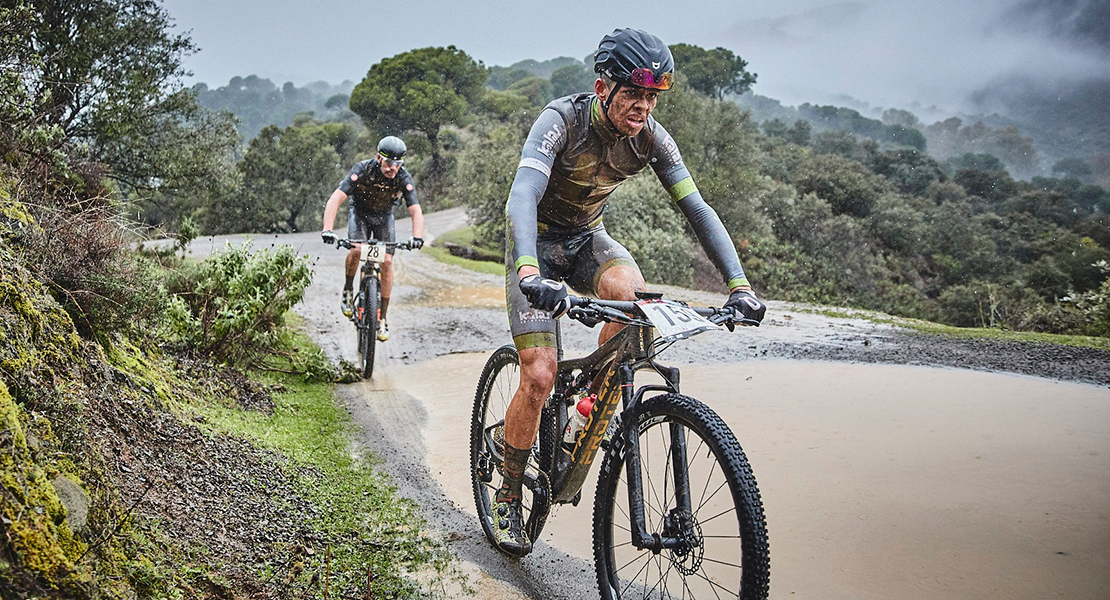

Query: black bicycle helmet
377 136 407 162
594 28 674 91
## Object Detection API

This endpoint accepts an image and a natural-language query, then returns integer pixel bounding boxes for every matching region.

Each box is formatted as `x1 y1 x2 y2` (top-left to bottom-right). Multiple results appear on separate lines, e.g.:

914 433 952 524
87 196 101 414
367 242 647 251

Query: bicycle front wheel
593 393 769 600
359 276 379 379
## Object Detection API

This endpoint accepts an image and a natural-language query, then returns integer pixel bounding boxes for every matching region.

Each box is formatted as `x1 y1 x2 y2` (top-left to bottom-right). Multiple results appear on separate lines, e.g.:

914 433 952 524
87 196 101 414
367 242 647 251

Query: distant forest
192 76 357 140
39 36 1110 338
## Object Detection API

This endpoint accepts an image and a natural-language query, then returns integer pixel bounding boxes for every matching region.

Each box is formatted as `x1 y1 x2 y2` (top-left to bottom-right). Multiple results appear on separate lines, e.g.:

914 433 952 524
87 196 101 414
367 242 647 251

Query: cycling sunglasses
628 68 673 91
378 153 404 167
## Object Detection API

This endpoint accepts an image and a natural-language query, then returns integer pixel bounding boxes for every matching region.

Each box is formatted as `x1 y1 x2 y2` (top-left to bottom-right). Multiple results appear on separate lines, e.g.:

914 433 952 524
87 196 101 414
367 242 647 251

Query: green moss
0 380 89 590
103 337 181 406
0 246 83 382
0 184 36 232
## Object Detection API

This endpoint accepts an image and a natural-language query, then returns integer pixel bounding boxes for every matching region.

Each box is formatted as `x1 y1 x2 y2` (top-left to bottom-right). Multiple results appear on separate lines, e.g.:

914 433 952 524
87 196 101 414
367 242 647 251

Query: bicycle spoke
612 520 631 534
699 555 742 571
695 479 729 517
690 436 714 510
681 574 696 600
642 424 671 523
615 471 632 523
696 505 738 527
611 539 634 550
618 553 654 597
691 567 732 600
645 553 666 599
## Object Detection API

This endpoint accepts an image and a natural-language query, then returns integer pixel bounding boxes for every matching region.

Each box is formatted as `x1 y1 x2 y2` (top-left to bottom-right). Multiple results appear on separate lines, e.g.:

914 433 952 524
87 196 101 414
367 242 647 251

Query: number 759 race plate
635 299 718 341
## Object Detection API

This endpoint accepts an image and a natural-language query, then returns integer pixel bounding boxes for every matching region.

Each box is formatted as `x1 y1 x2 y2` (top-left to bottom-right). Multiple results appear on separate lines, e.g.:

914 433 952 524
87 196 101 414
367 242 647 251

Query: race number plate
636 299 717 341
360 242 387 264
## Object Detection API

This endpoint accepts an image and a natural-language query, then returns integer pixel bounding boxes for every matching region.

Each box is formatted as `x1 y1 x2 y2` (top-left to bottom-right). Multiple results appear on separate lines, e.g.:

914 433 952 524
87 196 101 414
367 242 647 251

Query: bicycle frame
532 306 691 551
337 238 408 325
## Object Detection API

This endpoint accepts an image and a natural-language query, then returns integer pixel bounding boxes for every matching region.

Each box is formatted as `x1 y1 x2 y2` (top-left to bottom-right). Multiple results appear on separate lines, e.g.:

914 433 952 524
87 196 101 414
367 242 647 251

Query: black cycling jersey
337 159 419 215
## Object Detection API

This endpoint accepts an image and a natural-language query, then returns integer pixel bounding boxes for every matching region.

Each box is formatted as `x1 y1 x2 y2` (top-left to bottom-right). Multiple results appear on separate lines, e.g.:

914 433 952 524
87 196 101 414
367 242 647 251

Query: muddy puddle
393 355 1110 600
411 285 506 309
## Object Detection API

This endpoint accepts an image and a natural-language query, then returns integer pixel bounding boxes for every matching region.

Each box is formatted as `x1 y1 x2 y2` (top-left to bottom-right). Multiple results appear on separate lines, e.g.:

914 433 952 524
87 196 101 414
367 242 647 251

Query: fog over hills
167 0 1109 162
713 0 1108 114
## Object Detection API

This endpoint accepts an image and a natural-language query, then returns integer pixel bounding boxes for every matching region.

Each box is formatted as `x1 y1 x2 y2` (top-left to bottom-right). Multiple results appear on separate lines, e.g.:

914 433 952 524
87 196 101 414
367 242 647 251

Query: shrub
160 242 313 369
1063 261 1110 336
16 189 165 341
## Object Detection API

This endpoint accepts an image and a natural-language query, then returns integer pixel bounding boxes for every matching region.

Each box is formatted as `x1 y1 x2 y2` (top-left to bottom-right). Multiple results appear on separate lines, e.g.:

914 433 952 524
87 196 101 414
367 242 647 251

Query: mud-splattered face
378 155 402 178
596 79 658 137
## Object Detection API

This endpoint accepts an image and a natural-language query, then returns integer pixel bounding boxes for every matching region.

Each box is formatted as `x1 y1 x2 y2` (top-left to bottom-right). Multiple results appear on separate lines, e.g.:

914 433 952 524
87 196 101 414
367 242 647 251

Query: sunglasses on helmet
378 152 404 167
629 68 673 91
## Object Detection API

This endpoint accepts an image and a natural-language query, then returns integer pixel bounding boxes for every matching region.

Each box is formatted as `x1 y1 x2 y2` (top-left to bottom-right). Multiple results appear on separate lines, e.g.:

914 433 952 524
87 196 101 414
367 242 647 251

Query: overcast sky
162 0 1109 116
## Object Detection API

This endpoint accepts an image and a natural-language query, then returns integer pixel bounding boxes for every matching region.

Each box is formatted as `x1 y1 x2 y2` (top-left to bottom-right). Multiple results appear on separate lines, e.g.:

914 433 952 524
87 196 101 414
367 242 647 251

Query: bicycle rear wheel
359 276 379 379
593 393 769 600
470 345 549 552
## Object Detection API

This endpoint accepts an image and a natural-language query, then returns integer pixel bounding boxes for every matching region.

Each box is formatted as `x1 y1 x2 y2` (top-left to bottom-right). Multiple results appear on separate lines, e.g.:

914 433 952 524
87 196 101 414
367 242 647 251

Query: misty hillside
193 76 357 140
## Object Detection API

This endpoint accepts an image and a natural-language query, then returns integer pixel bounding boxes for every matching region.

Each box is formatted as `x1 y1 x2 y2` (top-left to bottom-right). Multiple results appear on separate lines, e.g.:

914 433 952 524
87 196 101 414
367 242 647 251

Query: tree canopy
1 0 238 195
670 43 757 99
349 46 486 147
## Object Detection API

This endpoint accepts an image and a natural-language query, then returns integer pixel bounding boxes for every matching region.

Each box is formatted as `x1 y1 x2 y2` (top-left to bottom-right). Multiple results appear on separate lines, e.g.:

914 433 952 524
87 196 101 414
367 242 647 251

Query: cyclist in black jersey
321 136 424 342
490 29 768 557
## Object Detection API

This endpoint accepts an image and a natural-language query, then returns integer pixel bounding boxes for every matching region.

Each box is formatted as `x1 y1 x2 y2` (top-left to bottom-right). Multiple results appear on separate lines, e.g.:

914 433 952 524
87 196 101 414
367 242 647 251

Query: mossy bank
1 189 448 599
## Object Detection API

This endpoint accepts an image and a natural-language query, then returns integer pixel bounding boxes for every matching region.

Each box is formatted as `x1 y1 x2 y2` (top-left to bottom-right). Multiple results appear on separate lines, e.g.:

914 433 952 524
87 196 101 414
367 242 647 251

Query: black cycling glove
519 275 569 317
724 289 766 325
410 237 424 250
321 230 337 245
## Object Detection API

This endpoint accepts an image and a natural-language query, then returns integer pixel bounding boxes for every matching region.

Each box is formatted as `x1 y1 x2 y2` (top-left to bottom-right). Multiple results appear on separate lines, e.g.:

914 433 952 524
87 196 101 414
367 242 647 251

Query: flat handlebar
336 238 413 251
563 295 760 328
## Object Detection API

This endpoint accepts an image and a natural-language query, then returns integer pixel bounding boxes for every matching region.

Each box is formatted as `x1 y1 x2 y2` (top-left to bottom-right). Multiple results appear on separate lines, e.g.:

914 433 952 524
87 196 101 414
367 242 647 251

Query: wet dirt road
188 208 1110 599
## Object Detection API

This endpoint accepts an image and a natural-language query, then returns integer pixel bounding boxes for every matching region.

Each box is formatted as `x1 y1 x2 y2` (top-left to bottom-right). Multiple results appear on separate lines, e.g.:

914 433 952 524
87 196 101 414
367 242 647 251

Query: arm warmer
506 108 565 271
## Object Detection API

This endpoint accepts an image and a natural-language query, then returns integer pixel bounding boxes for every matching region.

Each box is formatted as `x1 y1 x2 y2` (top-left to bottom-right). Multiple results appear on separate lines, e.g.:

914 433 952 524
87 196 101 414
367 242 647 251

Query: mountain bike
470 291 770 599
336 238 411 379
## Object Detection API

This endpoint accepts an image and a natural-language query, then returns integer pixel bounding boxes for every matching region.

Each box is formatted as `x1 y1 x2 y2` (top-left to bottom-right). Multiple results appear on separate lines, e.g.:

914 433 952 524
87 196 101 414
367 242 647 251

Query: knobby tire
359 276 379 379
592 393 770 600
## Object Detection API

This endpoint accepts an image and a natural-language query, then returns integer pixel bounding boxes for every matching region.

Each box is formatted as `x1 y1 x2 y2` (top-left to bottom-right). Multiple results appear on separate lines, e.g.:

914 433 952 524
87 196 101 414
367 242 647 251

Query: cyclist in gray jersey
489 28 768 557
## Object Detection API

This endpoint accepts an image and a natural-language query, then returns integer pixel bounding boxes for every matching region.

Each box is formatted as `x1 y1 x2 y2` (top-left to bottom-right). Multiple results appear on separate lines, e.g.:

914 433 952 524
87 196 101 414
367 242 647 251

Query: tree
236 123 342 233
476 89 532 120
506 76 554 107
487 66 532 90
349 46 486 152
1052 157 1093 179
791 153 887 217
946 152 1006 173
550 64 595 97
869 148 945 195
1 0 238 196
670 43 757 99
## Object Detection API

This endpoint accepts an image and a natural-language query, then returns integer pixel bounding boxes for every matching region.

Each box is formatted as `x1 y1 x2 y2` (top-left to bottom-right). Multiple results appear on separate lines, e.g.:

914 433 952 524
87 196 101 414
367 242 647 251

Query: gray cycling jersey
506 93 749 290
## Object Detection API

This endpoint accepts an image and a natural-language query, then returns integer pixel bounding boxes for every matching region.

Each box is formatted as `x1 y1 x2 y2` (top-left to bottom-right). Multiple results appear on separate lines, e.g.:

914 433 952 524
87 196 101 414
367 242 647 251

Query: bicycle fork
617 364 697 554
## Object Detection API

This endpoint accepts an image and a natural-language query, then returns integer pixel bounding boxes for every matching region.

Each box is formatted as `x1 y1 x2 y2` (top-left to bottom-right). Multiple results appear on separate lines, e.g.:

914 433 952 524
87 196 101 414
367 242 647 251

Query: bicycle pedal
476 452 493 483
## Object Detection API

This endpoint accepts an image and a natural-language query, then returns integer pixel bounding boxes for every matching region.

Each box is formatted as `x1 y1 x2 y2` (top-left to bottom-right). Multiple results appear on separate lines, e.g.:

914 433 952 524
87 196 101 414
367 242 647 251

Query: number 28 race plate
360 242 387 264
635 299 718 341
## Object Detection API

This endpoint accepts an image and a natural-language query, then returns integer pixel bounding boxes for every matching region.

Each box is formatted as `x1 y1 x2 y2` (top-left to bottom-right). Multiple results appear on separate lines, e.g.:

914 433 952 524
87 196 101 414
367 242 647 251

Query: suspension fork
622 363 692 552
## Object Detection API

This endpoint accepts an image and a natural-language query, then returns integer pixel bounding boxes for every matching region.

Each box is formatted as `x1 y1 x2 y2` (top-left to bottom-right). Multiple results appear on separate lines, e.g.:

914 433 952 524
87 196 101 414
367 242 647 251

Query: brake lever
567 306 603 328
710 309 761 331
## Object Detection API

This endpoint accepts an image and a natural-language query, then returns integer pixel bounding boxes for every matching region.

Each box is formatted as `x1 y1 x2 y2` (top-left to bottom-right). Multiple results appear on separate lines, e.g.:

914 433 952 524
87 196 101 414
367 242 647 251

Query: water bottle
563 393 596 451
